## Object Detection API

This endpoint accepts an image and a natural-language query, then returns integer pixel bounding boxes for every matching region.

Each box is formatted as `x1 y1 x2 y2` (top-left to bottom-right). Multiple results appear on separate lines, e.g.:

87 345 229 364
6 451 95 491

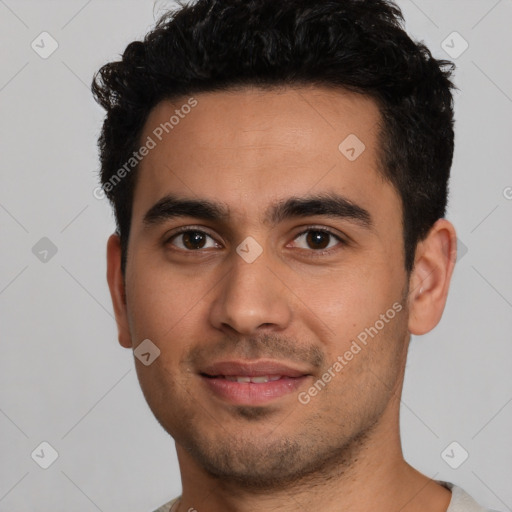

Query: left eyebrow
142 192 373 230
265 193 373 230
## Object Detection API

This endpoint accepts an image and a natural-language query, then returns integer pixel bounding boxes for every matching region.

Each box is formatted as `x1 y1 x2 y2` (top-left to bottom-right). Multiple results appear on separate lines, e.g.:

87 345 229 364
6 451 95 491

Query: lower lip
201 375 309 405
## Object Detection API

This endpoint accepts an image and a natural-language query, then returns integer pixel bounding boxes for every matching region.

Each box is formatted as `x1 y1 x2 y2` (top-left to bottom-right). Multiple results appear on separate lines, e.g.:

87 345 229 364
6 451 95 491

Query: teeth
225 376 251 383
223 375 282 383
251 376 272 383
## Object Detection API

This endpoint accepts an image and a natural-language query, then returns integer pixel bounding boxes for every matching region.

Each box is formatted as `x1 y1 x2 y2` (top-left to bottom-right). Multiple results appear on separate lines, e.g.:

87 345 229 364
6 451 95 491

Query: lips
221 375 282 383
200 360 310 379
199 360 312 405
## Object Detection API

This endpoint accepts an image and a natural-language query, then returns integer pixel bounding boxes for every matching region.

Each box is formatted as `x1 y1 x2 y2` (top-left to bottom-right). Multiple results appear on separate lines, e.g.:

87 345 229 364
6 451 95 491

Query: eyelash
164 225 347 256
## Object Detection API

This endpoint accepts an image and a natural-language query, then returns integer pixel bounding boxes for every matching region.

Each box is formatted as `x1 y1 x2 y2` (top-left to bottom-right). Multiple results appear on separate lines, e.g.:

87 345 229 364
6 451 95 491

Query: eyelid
289 225 348 252
294 224 347 239
164 225 221 247
166 225 217 237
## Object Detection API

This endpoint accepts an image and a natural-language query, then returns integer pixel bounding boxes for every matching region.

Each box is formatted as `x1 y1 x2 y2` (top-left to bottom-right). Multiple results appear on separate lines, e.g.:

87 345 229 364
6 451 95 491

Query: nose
208 247 293 336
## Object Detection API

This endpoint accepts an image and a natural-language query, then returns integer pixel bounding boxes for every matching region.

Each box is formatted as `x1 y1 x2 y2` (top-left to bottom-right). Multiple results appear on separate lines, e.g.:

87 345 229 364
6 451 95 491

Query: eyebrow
143 192 373 230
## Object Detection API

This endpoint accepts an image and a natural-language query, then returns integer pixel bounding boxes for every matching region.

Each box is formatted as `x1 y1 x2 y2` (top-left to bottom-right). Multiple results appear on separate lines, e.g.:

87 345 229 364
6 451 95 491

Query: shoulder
152 496 180 512
437 481 502 512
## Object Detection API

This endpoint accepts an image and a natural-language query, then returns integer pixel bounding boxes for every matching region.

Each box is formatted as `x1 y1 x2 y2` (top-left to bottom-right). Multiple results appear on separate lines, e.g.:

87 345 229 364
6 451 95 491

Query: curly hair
92 0 456 275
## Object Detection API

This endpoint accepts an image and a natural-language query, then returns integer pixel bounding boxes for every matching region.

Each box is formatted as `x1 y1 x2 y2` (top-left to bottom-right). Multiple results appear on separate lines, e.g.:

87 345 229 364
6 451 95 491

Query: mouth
203 374 290 383
199 360 312 405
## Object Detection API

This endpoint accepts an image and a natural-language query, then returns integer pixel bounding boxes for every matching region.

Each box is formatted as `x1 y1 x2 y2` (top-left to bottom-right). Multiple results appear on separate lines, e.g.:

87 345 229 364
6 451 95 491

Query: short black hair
92 0 456 275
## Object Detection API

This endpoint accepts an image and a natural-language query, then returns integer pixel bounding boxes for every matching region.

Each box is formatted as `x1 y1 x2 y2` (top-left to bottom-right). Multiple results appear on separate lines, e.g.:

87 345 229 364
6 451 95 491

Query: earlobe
106 234 133 348
407 219 457 336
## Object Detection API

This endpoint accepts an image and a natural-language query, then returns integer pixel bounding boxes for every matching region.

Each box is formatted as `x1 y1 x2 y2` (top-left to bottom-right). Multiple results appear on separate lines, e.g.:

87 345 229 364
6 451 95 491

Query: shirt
152 480 499 512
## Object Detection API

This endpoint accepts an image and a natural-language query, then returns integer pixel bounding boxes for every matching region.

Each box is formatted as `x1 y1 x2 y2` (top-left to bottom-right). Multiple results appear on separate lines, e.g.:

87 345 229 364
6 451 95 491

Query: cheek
125 263 188 341
125 257 217 357
311 262 400 334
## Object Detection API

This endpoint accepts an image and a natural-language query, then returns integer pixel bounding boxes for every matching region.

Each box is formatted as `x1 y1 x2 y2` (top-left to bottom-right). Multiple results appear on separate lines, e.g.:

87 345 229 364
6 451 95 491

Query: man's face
120 86 412 487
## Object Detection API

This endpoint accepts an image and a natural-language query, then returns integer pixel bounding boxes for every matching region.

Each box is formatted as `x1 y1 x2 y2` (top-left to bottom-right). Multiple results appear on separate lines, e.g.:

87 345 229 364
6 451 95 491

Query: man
92 1 498 511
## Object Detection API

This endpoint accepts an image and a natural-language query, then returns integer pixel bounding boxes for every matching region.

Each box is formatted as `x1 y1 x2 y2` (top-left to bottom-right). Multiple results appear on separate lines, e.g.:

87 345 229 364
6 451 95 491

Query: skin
106 86 457 512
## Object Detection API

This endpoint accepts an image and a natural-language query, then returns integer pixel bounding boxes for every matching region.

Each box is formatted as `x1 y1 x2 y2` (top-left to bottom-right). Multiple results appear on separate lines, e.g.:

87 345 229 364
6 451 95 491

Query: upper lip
200 360 311 378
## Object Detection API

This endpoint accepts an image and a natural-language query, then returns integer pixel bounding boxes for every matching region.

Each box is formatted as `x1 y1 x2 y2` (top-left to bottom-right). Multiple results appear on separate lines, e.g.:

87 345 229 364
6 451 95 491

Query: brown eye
292 229 343 252
305 230 331 249
168 230 218 251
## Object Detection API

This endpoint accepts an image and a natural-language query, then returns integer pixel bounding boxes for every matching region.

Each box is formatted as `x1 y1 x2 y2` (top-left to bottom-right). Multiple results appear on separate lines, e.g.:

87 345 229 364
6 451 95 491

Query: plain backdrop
1 0 511 511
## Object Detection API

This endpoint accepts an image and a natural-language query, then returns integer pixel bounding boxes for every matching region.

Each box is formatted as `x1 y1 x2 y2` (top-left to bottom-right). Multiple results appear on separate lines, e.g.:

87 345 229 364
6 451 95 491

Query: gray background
1 0 511 510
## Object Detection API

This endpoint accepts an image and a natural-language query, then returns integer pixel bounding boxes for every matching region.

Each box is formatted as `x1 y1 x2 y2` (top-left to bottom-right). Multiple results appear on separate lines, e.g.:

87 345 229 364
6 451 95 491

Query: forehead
131 85 398 229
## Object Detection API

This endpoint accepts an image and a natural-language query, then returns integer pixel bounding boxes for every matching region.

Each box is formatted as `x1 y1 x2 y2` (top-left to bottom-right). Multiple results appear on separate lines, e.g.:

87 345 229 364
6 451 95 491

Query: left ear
407 219 457 335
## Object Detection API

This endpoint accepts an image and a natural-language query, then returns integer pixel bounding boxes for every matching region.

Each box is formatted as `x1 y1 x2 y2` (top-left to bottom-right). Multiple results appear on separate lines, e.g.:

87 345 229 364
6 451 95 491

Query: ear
106 233 132 348
407 219 457 335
